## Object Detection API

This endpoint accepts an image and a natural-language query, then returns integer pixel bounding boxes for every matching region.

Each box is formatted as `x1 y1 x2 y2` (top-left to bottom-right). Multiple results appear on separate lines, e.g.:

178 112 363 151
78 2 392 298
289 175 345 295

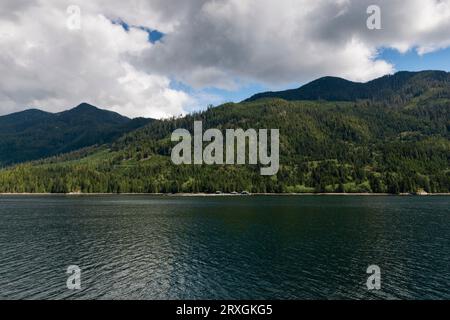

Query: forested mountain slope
0 92 448 194
0 103 152 166
245 71 450 104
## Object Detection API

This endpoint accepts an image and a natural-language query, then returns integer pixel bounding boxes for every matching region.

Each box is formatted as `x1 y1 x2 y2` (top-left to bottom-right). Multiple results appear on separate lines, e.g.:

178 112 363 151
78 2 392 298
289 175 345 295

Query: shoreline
0 192 449 196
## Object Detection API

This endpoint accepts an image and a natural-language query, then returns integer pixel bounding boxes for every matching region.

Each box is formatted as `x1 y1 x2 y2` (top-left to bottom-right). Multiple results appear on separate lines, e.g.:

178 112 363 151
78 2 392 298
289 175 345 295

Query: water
0 195 448 300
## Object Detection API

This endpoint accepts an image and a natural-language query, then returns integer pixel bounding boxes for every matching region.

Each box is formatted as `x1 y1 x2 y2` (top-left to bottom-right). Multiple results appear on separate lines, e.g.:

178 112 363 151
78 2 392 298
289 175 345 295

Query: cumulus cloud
0 0 191 118
1 0 450 118
138 0 450 88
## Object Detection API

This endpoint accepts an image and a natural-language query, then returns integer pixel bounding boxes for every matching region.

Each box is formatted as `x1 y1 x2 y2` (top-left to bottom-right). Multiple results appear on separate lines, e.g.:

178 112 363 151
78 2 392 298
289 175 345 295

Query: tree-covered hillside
0 91 448 194
0 103 152 166
246 71 450 104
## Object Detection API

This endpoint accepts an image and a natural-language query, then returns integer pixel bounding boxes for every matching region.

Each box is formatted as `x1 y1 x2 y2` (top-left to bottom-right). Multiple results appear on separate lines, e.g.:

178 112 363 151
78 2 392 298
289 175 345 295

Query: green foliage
0 103 152 166
1 94 448 194
246 71 450 104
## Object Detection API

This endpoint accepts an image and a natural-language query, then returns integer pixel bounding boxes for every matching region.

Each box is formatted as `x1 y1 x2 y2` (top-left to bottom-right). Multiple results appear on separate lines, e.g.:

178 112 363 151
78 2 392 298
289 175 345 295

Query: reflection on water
0 195 448 299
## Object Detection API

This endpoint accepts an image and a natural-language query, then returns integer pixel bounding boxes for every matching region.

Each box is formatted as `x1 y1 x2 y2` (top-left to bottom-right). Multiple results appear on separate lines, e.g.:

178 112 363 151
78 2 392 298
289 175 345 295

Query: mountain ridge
244 70 450 103
0 103 153 166
0 70 448 194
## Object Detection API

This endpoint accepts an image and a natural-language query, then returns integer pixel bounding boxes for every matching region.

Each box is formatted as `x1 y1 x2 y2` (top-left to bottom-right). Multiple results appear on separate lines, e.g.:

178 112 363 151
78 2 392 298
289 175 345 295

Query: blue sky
114 20 164 43
378 47 450 72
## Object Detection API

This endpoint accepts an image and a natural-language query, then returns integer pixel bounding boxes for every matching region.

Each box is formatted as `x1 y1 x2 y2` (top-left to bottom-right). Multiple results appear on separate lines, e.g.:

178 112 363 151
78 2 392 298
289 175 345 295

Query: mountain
245 70 450 103
0 71 448 194
0 103 153 166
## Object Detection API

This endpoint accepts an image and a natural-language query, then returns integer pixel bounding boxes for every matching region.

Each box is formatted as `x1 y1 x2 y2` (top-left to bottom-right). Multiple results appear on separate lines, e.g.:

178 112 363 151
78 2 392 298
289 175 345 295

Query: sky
1 0 450 118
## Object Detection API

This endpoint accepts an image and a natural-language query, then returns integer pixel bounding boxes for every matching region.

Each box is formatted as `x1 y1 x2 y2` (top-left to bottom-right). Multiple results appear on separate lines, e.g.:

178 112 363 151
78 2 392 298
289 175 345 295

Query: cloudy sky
1 0 450 118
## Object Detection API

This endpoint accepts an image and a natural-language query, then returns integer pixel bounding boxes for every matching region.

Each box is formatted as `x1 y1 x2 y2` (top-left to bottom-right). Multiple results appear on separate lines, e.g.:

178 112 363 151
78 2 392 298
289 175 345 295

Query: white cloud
0 0 190 118
137 0 450 89
1 0 450 118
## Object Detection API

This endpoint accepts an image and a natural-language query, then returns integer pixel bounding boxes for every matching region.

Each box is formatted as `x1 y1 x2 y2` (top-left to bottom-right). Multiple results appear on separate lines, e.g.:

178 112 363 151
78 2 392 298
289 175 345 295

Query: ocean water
0 195 448 300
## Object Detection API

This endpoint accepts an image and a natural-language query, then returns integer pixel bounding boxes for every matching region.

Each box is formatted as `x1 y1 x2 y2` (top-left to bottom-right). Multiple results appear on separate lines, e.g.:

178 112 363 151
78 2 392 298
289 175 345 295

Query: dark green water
0 195 448 300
